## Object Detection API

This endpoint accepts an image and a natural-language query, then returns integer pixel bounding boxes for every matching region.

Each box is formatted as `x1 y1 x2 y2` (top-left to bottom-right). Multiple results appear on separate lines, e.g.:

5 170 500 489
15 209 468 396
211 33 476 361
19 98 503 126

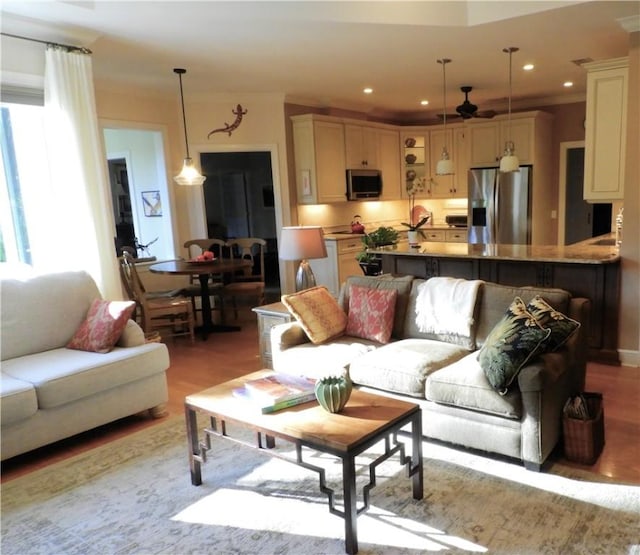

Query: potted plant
355 226 399 275
401 177 431 246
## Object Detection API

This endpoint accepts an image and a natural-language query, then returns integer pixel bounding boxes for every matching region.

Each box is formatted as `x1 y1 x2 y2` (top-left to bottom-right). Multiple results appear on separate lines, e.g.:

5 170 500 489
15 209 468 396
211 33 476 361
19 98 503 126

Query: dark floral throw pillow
478 297 551 395
526 295 581 352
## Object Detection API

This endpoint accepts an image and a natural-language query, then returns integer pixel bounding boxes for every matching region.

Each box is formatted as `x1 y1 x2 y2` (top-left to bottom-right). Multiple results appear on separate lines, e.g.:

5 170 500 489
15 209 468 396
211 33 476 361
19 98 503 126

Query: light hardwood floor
2 308 639 484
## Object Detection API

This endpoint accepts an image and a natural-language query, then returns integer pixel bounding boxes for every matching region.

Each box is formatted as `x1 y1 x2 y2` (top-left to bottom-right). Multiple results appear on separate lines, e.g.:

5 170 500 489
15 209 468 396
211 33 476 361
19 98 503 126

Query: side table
252 301 293 368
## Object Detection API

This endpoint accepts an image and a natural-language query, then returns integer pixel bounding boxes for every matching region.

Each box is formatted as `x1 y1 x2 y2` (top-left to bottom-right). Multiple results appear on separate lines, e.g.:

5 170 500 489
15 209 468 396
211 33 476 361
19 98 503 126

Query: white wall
103 128 174 260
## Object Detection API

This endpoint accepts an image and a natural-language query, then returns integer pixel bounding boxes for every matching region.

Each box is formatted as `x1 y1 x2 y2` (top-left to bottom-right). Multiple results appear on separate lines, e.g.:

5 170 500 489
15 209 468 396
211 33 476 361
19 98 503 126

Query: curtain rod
1 32 92 54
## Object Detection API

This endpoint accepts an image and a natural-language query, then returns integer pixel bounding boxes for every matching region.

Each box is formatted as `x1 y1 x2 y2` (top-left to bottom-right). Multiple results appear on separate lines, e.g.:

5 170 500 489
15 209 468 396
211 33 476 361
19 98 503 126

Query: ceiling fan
439 86 497 120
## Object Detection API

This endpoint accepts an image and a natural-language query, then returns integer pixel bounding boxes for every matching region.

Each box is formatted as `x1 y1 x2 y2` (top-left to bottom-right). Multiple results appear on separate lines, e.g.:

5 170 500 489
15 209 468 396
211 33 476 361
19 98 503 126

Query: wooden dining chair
119 252 195 342
182 238 228 324
223 238 267 319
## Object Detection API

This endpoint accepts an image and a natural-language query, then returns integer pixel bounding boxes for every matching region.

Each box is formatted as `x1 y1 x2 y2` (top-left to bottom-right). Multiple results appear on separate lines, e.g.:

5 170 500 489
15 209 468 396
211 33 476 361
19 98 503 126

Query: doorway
108 158 136 256
558 141 612 245
200 151 280 301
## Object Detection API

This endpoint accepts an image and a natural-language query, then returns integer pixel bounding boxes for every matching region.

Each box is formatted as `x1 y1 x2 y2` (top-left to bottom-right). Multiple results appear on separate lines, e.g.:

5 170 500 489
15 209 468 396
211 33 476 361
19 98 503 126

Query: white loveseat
271 275 590 471
1 270 170 461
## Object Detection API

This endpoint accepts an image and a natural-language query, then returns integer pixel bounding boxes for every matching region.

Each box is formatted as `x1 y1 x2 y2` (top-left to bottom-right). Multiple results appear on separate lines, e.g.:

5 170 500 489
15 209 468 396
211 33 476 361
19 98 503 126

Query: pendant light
499 47 520 173
436 58 454 176
173 68 206 186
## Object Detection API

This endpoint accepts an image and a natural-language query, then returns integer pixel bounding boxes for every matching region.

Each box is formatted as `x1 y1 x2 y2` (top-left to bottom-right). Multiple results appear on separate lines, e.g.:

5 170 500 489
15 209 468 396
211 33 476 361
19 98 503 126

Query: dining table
149 258 251 340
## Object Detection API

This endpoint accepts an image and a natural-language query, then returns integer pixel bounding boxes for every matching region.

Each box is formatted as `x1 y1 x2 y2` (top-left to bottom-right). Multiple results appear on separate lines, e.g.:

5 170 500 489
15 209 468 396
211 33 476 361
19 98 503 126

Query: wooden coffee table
185 369 423 555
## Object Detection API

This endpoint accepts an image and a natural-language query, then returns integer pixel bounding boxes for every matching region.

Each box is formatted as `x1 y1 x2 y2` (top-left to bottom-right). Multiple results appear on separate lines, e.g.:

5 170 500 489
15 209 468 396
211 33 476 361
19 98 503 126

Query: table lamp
279 226 327 291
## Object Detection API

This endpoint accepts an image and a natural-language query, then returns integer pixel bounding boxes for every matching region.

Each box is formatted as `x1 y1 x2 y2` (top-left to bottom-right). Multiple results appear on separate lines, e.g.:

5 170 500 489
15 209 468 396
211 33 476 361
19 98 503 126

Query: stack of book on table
233 372 317 413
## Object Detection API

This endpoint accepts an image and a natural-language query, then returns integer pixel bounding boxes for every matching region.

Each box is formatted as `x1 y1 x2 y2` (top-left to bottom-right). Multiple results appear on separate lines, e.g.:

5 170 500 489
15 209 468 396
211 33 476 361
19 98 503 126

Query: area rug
2 416 638 555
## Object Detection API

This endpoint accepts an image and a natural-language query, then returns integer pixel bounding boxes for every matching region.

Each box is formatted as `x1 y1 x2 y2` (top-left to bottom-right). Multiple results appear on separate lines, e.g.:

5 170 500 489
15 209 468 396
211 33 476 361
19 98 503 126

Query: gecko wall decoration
207 104 248 137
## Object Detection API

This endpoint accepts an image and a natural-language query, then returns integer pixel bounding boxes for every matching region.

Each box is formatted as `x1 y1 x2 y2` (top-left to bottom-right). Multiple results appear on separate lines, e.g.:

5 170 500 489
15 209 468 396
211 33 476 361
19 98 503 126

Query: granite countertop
324 225 466 240
368 233 620 264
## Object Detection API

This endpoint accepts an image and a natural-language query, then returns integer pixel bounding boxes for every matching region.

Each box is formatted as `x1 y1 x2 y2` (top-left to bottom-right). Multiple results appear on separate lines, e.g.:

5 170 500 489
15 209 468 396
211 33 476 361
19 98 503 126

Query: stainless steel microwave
346 169 382 200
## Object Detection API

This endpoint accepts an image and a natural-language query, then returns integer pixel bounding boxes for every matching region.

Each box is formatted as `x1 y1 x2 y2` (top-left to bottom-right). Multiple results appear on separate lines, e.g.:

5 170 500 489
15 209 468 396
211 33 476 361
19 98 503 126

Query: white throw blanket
415 277 482 337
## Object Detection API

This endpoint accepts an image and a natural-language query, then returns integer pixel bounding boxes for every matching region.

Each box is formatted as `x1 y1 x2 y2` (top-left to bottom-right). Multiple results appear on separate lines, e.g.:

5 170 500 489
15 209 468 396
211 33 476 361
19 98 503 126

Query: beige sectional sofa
271 275 590 471
1 270 170 460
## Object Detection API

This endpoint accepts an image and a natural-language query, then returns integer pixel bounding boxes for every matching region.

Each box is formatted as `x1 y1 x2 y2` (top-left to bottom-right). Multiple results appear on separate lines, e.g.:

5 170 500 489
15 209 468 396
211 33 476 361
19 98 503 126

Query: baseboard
618 349 640 368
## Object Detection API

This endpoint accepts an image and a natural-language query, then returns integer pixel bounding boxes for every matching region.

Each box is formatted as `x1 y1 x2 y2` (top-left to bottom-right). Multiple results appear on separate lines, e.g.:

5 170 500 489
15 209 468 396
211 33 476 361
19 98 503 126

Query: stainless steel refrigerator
468 166 532 245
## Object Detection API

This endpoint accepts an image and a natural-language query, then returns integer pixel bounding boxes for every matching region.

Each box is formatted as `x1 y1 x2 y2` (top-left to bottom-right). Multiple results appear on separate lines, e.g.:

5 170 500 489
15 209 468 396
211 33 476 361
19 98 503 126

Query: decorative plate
412 205 430 224
187 258 215 264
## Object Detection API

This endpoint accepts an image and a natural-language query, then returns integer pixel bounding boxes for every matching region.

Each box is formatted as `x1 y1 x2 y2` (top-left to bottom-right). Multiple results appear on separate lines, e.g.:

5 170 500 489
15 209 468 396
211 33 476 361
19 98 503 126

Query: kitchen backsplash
298 198 468 233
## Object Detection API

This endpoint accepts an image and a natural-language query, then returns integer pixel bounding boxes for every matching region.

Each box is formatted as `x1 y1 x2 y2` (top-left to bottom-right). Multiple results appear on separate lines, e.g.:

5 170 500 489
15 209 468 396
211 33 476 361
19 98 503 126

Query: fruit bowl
187 258 215 264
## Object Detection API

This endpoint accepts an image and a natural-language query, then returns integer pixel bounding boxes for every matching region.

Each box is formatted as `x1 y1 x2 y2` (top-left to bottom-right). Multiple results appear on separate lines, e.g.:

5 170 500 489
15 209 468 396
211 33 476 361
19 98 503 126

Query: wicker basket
563 392 605 465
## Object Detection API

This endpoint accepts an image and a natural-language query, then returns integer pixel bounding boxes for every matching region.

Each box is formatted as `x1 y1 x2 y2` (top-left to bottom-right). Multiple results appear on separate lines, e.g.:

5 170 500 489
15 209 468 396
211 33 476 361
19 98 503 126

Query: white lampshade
279 226 327 260
499 141 520 173
436 147 454 176
174 158 206 186
279 226 327 291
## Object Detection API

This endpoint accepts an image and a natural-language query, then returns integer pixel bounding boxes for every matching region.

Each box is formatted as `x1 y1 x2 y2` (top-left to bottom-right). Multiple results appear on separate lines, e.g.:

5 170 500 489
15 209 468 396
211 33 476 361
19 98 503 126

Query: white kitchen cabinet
344 124 378 169
309 237 363 297
583 57 628 202
428 128 453 199
467 115 535 167
345 123 402 200
445 228 468 243
451 126 469 198
291 114 346 204
376 128 402 200
428 125 468 198
419 228 468 243
421 229 446 241
402 125 467 200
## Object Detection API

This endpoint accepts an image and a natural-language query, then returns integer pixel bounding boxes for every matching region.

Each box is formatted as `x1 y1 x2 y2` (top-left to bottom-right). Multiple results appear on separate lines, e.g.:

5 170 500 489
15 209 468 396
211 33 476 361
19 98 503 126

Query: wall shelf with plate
401 133 430 200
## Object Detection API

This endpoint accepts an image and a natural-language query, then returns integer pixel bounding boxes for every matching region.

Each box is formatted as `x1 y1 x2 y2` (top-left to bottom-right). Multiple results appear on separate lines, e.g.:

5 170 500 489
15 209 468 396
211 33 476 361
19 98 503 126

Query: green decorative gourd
314 375 352 413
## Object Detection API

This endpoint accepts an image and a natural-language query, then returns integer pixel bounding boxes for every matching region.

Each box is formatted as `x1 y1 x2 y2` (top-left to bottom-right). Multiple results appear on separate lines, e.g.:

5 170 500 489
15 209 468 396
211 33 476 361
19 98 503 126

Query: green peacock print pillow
526 295 581 352
478 297 551 395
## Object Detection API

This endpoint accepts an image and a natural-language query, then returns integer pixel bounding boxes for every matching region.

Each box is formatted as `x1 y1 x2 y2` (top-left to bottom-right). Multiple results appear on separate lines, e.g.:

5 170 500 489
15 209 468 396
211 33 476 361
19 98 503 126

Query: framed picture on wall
141 190 162 217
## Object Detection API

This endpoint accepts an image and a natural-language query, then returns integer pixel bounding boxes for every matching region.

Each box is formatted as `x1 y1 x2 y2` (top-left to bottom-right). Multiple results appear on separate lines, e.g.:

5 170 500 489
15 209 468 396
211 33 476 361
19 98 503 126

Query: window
0 102 50 265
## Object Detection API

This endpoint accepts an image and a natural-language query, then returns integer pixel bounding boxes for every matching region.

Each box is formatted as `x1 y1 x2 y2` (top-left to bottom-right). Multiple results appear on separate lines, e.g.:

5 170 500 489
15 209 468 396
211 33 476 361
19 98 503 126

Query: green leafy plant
355 226 399 264
362 226 399 247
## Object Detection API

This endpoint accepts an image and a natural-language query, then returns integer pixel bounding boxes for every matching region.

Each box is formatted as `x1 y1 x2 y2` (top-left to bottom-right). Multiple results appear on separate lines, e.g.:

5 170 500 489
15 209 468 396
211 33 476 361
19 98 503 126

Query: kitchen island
371 236 620 364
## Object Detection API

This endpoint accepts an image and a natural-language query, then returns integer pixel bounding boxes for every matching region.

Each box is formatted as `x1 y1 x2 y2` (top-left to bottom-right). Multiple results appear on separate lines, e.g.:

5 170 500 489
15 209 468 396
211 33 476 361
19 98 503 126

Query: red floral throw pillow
67 299 136 353
346 285 397 343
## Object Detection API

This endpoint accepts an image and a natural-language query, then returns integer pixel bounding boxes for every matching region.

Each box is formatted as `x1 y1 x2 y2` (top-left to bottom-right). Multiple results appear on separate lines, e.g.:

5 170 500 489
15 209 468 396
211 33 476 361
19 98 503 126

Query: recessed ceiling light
564 81 574 88
363 87 373 94
420 100 429 106
523 63 534 71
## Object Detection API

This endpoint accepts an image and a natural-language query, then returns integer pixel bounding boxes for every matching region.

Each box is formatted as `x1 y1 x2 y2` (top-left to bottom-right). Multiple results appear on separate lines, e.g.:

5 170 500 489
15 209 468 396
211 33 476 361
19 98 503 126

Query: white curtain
38 46 121 299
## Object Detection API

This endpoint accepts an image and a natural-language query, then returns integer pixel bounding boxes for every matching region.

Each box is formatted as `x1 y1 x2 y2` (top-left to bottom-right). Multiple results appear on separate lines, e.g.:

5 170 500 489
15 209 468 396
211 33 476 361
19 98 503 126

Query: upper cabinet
467 115 536 167
401 124 468 200
291 114 347 204
345 123 402 200
429 125 468 198
583 57 628 202
344 124 378 169
292 115 402 204
375 128 402 200
452 127 469 198
290 111 551 210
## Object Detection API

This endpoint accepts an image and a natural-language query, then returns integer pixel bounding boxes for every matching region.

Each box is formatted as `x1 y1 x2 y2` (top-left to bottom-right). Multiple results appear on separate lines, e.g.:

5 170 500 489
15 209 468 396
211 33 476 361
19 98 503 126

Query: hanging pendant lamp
436 58 454 176
173 68 206 186
499 47 520 173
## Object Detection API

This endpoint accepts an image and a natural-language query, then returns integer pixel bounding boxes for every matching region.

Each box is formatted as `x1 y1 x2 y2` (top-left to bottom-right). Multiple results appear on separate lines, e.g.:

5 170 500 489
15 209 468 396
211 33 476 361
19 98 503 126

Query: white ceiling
1 1 638 122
